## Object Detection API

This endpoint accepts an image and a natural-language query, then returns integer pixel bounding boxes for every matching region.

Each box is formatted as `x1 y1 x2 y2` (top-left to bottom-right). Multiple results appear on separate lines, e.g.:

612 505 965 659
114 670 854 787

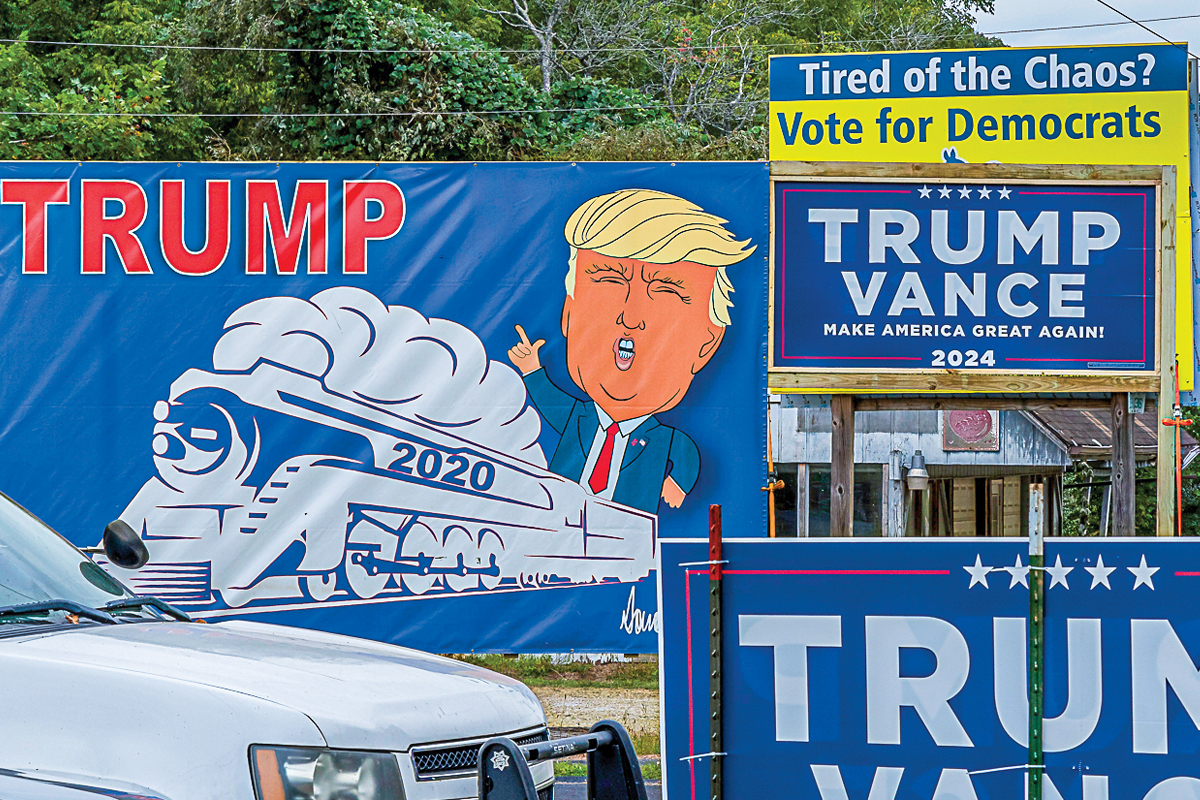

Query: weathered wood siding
771 403 1072 469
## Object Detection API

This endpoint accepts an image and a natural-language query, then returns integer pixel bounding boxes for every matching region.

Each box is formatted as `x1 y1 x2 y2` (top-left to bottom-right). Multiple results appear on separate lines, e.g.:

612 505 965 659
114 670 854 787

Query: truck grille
412 729 549 779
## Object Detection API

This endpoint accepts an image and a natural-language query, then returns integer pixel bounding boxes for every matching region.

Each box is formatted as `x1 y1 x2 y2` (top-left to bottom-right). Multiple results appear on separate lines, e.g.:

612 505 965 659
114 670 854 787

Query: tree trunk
541 40 553 93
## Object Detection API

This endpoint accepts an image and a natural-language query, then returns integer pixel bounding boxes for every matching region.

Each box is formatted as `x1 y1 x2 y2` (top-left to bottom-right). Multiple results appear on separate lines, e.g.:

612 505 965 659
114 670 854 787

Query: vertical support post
1158 165 1178 536
831 396 855 537
1163 361 1194 536
765 402 781 538
1111 393 1136 535
797 464 809 537
887 451 904 537
1028 483 1045 800
708 505 723 800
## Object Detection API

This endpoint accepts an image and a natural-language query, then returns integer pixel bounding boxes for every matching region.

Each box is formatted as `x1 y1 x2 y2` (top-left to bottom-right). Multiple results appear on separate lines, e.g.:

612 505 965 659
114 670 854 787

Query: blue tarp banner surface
0 161 767 652
661 537 1200 799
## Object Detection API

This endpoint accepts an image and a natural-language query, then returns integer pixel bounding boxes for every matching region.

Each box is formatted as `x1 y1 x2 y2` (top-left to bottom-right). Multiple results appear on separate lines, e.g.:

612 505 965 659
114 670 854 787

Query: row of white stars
964 554 1160 591
917 185 1012 200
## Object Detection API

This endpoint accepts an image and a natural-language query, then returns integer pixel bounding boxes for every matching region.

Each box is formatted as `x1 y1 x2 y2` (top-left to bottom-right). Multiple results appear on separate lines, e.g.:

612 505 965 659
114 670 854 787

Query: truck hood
12 619 545 750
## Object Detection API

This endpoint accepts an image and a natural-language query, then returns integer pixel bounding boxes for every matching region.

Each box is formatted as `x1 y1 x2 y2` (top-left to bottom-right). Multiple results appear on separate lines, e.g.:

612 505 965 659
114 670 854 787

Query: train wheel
345 550 389 599
477 530 504 591
399 523 439 595
442 526 478 593
305 573 337 601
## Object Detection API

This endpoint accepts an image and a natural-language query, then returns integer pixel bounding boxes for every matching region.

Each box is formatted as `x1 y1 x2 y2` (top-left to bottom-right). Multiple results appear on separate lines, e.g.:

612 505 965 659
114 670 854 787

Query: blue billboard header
0 161 768 653
770 178 1158 374
769 44 1188 101
661 538 1200 800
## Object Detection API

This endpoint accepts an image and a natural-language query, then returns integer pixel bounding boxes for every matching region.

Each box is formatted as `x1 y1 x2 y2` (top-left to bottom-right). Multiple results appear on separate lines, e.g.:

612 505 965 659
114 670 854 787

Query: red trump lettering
246 180 327 275
81 180 153 274
161 180 231 276
343 180 405 274
1 180 69 275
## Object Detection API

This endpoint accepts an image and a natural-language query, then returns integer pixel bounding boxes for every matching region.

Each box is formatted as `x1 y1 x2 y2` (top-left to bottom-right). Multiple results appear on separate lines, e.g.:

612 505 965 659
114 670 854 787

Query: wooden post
887 453 905 538
1111 393 1136 535
1157 165 1177 536
830 396 855 537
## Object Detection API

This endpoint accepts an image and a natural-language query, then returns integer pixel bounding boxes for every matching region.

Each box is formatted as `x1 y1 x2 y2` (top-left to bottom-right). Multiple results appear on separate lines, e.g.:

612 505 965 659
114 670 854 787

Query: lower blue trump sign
660 538 1200 799
769 178 1159 374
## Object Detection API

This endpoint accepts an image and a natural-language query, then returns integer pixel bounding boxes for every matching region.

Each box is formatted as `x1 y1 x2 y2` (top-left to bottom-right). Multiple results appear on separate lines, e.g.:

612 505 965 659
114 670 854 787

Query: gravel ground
531 687 659 739
533 685 662 792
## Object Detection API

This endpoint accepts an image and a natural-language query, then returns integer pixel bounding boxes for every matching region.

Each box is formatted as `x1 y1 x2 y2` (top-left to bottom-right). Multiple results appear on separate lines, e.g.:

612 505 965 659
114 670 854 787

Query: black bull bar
477 719 647 800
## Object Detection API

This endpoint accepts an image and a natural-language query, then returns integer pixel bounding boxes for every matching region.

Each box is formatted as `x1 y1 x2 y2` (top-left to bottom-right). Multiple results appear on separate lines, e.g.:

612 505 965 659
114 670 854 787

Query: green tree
0 0 999 161
0 0 204 160
173 0 660 160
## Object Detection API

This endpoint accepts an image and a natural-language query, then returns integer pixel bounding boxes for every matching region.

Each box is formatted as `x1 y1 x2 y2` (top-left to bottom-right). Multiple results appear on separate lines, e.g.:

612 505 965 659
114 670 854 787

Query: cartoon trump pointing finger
508 188 755 514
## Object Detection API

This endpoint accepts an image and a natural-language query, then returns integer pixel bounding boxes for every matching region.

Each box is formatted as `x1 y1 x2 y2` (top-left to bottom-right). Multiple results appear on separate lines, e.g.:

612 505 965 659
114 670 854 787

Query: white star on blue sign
1085 555 1116 590
964 555 993 589
999 555 1029 589
1046 555 1074 590
1129 555 1160 590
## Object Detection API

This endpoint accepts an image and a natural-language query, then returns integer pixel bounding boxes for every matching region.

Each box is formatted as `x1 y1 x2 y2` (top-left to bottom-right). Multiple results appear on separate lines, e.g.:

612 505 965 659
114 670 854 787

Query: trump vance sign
768 164 1170 392
661 538 1200 800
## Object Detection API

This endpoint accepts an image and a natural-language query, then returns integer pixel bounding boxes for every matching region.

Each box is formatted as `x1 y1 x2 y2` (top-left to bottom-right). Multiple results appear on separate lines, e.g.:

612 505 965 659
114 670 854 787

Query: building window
774 464 799 537
807 464 884 537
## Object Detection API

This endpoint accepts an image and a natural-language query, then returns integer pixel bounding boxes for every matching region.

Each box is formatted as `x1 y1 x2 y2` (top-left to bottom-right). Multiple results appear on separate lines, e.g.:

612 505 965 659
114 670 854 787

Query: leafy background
0 0 995 161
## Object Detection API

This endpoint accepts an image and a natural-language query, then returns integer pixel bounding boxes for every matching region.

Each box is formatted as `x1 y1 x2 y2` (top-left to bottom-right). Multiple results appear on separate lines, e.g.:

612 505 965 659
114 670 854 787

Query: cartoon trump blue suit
508 189 755 515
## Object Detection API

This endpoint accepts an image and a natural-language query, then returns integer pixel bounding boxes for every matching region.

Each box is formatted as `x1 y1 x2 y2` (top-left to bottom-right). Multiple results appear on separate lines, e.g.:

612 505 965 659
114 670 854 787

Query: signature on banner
619 584 660 635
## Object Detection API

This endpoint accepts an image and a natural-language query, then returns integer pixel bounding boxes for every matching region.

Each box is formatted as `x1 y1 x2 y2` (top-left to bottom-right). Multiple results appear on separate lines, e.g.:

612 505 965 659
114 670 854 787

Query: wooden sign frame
768 162 1178 537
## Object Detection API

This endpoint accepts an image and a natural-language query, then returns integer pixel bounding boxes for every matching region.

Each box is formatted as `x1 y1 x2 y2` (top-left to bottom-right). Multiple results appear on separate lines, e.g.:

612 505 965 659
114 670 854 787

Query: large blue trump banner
662 539 1200 799
770 178 1158 375
0 162 767 652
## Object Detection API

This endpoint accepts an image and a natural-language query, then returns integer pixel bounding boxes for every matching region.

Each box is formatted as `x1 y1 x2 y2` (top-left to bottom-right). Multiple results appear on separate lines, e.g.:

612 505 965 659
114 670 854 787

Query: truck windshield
0 492 132 611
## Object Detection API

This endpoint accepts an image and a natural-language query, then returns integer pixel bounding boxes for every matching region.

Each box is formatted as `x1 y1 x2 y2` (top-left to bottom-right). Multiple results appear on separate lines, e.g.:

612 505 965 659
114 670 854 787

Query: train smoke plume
210 286 546 464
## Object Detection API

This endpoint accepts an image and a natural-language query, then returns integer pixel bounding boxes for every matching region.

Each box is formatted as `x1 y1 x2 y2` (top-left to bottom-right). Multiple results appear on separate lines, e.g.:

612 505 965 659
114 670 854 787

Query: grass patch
451 654 658 690
630 731 659 756
554 760 661 781
554 762 588 777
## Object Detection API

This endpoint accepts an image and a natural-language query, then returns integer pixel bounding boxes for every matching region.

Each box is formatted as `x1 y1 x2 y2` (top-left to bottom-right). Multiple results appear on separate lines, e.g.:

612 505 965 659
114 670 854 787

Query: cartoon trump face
509 189 755 513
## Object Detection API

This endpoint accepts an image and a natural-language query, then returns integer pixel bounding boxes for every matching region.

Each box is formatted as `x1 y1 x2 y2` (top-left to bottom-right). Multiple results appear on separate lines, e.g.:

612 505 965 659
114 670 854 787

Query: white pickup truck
0 492 553 800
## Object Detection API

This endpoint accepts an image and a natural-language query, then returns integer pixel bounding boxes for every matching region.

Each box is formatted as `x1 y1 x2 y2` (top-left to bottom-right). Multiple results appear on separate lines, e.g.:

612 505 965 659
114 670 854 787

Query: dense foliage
0 0 995 160
1062 408 1200 537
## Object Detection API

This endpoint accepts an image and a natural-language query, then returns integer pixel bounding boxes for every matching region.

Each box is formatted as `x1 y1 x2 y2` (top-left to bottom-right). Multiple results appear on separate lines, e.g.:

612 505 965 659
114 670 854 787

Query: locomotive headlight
251 746 405 800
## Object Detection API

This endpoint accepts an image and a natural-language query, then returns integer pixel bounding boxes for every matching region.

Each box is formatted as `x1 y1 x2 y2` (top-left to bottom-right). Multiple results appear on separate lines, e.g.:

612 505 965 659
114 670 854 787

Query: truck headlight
251 746 405 800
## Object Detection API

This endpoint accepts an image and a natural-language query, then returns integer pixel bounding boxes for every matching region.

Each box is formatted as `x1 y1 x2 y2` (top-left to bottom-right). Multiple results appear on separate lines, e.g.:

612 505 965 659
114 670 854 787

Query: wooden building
769 394 1073 537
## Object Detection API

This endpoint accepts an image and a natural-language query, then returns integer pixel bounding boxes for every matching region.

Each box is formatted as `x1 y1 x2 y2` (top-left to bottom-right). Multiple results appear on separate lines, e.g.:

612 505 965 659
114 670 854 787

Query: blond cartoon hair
563 189 755 327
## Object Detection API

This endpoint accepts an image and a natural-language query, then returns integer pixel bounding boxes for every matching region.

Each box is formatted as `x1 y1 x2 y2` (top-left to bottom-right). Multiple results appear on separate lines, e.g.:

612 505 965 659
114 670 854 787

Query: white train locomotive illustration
109 362 658 609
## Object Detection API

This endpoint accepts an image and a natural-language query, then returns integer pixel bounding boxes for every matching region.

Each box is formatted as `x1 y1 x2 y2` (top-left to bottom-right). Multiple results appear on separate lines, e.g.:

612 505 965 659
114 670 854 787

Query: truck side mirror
103 520 149 570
